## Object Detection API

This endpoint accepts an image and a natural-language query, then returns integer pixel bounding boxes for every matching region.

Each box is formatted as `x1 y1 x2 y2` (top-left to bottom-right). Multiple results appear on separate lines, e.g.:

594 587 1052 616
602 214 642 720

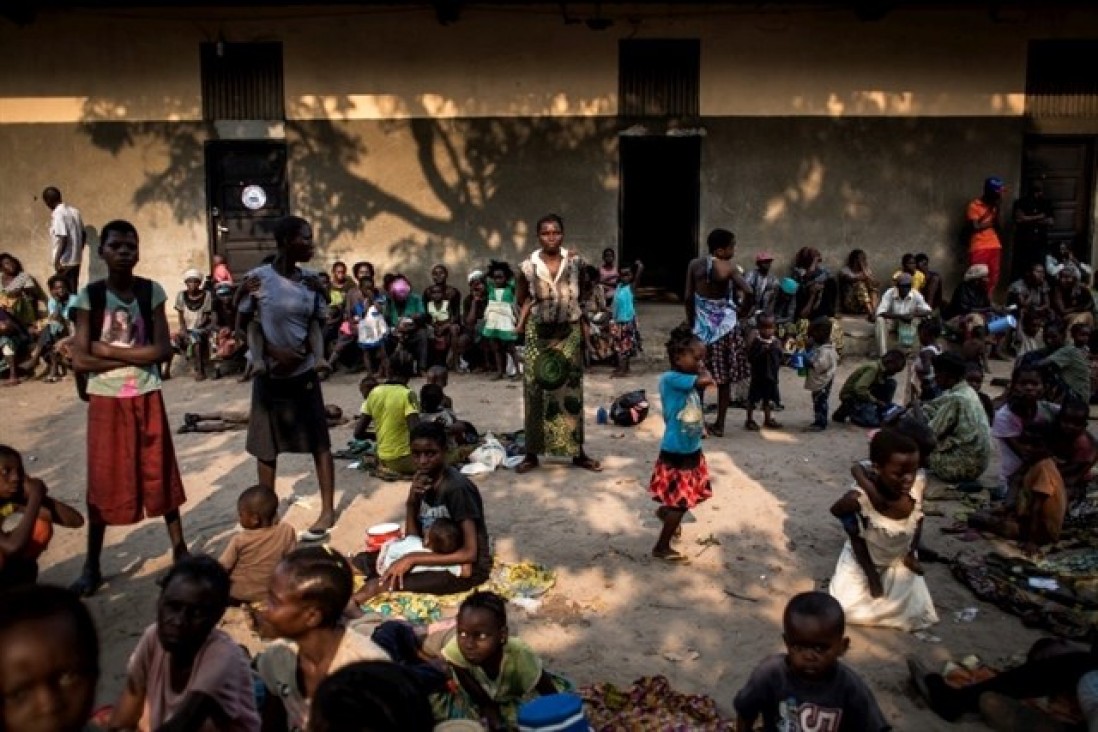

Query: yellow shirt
892 270 926 293
362 383 419 462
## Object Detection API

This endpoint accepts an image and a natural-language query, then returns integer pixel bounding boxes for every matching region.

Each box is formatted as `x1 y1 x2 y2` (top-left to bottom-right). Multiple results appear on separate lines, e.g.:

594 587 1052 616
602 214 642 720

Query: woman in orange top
967 177 1006 294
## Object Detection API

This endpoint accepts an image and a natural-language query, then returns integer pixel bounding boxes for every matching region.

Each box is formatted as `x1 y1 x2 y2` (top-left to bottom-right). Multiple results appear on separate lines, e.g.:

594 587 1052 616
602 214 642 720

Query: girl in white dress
828 429 939 631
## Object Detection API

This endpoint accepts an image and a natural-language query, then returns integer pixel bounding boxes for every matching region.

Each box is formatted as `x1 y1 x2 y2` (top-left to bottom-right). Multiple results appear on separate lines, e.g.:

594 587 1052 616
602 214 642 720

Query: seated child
0 445 83 586
1016 309 1045 357
828 430 939 632
430 591 571 728
733 591 890 732
425 365 454 409
1041 322 1093 404
211 254 233 285
0 584 101 732
960 324 990 375
832 350 906 427
420 383 457 427
218 485 298 605
23 274 77 382
109 555 261 731
356 353 419 477
169 268 214 381
965 364 995 425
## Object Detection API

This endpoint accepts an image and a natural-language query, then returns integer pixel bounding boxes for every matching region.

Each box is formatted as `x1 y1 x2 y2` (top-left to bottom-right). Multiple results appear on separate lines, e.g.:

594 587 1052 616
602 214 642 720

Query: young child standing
745 313 783 431
218 484 297 606
110 555 260 731
804 319 839 432
354 284 389 378
169 268 213 381
68 220 188 597
610 259 644 377
647 324 714 563
0 584 101 732
911 320 942 402
431 591 571 728
733 592 890 732
0 445 84 586
828 430 939 631
480 260 519 380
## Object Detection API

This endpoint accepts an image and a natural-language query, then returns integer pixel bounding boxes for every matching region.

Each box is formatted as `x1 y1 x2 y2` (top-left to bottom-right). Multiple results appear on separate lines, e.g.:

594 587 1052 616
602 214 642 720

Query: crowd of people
2 183 1098 730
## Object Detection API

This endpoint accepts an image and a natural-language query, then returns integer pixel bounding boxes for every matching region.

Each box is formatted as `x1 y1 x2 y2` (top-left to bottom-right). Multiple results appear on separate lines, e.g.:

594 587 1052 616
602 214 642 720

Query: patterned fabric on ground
580 675 734 731
952 551 1098 639
358 561 555 624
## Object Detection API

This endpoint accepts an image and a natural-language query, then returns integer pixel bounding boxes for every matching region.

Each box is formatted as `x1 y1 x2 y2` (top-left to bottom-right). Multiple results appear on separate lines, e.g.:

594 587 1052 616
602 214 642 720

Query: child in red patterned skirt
647 324 715 563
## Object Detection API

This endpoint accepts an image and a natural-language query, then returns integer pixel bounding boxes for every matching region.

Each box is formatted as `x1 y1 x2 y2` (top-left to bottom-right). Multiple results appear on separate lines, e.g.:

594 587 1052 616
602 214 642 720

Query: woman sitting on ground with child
828 429 939 632
351 421 491 604
921 352 993 484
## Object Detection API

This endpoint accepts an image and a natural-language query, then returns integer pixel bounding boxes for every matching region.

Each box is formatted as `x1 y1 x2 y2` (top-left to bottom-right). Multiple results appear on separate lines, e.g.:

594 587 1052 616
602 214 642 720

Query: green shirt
383 294 425 328
1047 345 1092 402
924 382 992 476
840 360 886 403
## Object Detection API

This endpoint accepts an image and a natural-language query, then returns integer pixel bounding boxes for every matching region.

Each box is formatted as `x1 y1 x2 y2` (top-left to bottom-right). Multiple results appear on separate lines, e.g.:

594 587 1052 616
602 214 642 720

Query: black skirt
246 370 331 461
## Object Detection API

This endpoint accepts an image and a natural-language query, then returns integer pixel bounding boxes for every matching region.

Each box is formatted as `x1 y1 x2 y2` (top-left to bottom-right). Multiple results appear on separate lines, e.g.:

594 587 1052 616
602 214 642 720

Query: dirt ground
4 303 1050 731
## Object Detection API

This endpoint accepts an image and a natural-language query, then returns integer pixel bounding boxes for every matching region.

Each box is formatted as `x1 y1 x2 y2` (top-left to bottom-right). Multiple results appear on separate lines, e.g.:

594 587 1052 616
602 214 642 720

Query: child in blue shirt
647 323 714 562
610 260 644 377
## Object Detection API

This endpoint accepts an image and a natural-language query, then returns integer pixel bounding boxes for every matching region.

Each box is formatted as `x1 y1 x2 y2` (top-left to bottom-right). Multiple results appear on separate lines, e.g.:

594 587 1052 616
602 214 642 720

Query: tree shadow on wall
78 95 619 279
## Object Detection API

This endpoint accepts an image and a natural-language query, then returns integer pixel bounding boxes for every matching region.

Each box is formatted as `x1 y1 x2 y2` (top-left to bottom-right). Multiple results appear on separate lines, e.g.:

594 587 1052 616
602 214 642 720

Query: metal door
1021 136 1095 260
205 141 289 271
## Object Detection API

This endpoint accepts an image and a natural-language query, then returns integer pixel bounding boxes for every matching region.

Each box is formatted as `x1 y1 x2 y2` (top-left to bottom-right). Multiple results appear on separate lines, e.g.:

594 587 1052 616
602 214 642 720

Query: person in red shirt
967 177 1006 294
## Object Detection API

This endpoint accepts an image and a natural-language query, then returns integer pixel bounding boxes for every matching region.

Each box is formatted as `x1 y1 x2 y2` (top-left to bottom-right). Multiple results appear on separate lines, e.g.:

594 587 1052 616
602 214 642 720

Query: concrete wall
1 4 1097 293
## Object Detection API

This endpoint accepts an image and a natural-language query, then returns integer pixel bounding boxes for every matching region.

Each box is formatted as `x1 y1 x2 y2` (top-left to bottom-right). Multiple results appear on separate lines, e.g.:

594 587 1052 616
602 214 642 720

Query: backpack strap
133 277 155 344
85 280 108 342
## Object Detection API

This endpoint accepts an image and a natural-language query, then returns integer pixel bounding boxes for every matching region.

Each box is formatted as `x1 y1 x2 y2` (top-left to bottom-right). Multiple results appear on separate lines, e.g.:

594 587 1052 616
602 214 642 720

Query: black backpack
75 278 155 402
609 389 650 427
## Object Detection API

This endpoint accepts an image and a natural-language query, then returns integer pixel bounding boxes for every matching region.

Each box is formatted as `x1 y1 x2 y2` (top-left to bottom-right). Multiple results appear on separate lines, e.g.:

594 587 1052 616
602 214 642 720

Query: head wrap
183 268 204 283
389 277 411 299
467 270 485 284
964 264 989 281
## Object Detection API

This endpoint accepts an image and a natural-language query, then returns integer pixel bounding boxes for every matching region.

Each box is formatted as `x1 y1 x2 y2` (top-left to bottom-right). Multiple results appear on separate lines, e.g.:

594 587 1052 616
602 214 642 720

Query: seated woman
0 253 44 332
428 591 571 728
352 421 491 604
0 307 30 387
792 247 841 355
109 555 260 731
838 249 880 318
922 352 993 484
1050 263 1095 331
970 397 1097 553
460 271 490 372
257 547 391 732
943 264 999 343
1045 240 1092 282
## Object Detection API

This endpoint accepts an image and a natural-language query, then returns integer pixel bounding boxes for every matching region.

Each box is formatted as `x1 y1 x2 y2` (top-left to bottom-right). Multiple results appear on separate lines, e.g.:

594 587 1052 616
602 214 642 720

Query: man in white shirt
872 273 931 356
43 186 85 293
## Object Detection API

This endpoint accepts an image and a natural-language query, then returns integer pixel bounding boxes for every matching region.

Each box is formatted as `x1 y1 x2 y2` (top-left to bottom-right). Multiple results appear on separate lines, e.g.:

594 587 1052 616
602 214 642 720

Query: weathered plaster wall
1 5 1096 292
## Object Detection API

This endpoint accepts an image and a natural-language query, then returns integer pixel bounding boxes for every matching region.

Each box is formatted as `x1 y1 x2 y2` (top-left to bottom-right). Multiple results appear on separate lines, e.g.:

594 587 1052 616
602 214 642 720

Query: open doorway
619 136 701 300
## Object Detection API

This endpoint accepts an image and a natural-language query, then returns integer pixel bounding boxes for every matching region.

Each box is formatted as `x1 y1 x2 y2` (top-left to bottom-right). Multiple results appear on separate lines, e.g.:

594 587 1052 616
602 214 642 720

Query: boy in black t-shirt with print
734 592 890 731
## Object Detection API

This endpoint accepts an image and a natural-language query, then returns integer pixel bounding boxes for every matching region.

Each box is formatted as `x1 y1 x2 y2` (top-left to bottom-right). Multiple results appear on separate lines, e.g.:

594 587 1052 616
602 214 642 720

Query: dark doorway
205 141 289 271
1015 136 1095 279
619 136 701 299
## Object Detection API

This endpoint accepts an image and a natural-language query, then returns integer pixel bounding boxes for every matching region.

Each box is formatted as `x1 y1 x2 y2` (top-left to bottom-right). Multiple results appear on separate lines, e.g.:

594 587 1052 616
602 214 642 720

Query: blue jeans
834 378 897 427
812 379 833 428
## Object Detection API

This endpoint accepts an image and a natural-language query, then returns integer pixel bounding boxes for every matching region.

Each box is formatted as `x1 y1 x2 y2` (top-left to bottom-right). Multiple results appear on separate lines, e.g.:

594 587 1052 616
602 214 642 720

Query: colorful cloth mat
580 675 734 731
953 551 1098 639
358 561 556 625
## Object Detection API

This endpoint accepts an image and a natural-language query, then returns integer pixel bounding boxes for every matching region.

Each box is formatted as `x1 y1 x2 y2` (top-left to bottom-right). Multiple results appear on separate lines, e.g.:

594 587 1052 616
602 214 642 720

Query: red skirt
87 392 187 525
648 450 712 510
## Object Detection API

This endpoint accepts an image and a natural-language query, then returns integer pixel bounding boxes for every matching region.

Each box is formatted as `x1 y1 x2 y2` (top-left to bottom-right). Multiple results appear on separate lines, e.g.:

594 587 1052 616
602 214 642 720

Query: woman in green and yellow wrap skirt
515 214 602 474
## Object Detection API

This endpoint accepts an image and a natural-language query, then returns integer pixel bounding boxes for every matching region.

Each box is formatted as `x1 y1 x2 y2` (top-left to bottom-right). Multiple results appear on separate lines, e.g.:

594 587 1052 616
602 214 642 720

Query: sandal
763 419 782 429
571 455 603 473
69 570 104 598
706 423 725 437
300 527 331 542
515 456 539 474
744 420 760 431
652 550 690 564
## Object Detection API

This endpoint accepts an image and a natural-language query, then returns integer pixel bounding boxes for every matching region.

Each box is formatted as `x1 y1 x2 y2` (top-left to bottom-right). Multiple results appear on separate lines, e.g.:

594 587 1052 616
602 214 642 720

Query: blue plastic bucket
986 314 1016 335
517 693 590 732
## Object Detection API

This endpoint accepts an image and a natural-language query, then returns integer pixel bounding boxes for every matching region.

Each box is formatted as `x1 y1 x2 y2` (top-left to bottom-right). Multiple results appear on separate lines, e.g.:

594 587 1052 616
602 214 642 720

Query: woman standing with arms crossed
239 216 335 539
515 214 601 474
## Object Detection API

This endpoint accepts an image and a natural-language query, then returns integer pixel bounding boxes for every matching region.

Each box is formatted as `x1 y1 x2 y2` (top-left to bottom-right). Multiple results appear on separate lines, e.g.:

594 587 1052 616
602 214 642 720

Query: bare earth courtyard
3 303 1044 731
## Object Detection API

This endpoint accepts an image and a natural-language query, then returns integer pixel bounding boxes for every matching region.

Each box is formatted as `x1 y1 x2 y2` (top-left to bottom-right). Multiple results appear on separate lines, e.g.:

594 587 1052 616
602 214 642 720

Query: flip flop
300 528 331 542
69 571 104 598
515 457 539 474
653 550 690 564
572 456 603 473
